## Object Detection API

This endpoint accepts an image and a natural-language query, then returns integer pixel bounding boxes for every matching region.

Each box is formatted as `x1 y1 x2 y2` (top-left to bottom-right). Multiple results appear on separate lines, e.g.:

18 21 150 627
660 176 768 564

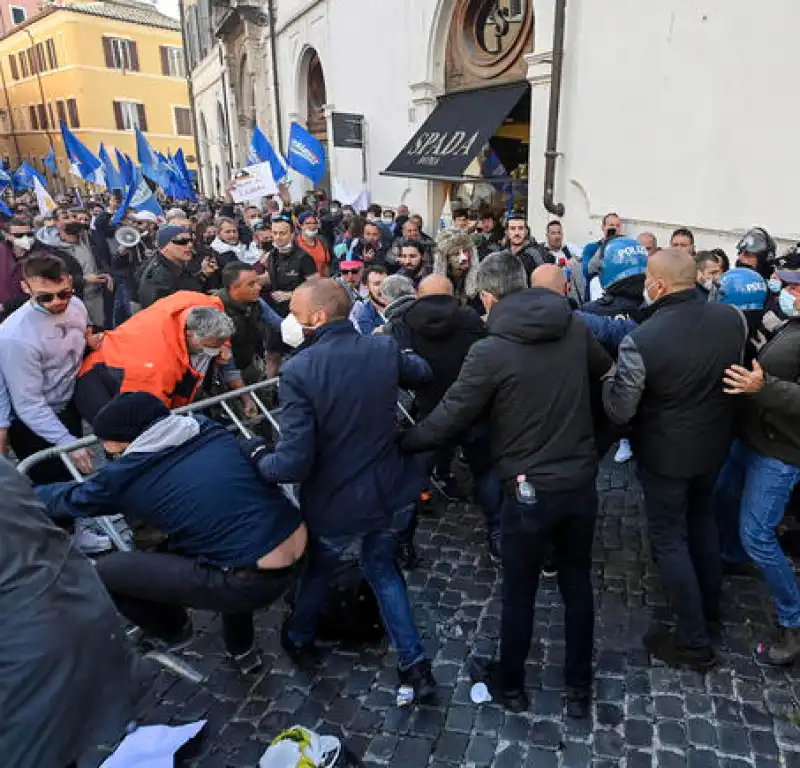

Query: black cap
93 392 170 443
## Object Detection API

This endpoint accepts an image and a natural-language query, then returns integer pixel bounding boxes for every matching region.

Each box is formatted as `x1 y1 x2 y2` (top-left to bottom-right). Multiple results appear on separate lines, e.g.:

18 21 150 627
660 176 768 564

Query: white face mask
249 218 263 230
303 228 318 239
13 235 33 251
643 282 657 307
198 346 222 357
281 313 306 348
779 288 799 318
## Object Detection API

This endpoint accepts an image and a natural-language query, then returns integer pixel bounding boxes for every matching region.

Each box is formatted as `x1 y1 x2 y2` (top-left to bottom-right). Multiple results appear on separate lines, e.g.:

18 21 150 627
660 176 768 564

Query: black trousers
499 480 597 691
96 551 299 655
9 403 82 486
638 467 722 648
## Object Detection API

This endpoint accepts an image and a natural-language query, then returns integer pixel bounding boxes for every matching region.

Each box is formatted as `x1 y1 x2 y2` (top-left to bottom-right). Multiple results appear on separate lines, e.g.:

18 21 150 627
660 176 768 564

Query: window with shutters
19 52 28 77
36 43 45 72
10 6 25 24
9 55 18 80
29 105 38 130
113 100 146 131
103 37 139 71
48 102 55 127
27 47 37 75
160 46 185 77
37 103 46 129
67 98 79 128
56 100 66 125
45 39 57 69
174 106 192 136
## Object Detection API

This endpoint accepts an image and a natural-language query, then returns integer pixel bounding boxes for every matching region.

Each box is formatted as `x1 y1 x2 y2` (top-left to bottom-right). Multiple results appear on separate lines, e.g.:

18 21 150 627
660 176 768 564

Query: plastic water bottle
515 474 536 505
396 685 416 707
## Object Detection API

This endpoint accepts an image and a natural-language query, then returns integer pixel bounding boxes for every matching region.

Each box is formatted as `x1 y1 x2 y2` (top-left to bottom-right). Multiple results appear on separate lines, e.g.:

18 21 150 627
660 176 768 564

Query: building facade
0 0 42 35
198 0 792 253
0 0 195 189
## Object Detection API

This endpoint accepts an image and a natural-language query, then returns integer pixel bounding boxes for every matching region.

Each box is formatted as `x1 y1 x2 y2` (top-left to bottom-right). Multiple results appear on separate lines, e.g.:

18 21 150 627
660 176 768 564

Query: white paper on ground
100 720 207 768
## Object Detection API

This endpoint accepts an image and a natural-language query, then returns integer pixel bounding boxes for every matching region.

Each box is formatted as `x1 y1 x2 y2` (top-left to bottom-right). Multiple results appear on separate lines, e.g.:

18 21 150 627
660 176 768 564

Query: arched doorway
217 101 230 190
297 47 330 192
199 112 211 195
237 53 254 163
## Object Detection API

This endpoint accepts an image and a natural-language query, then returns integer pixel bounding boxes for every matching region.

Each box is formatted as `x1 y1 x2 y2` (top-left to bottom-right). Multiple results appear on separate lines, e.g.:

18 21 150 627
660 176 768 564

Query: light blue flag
113 168 163 225
115 149 133 191
286 122 326 185
135 126 172 190
0 166 11 190
60 121 103 184
249 125 286 182
173 148 197 201
75 189 83 208
99 143 123 191
12 161 46 191
44 146 57 177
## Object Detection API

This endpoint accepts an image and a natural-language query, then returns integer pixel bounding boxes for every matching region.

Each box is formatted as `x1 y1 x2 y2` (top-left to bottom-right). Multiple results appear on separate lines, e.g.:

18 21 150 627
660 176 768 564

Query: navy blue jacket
37 417 302 568
254 320 431 537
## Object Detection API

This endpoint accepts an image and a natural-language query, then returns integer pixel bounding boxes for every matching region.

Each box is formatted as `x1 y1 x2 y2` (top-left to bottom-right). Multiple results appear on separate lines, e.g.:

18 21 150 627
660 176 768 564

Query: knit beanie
93 392 170 443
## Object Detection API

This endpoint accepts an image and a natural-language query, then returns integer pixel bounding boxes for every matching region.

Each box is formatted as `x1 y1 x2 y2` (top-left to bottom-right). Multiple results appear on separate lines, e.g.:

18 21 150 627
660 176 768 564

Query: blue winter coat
37 416 302 568
254 320 431 537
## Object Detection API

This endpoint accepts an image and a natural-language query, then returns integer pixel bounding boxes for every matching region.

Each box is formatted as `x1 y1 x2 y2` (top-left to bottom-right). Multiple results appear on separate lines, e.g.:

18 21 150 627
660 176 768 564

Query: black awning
382 82 528 182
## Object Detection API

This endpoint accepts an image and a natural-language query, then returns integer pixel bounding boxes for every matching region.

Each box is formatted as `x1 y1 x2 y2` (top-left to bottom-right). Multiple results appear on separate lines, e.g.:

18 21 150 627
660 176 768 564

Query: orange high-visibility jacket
79 291 225 408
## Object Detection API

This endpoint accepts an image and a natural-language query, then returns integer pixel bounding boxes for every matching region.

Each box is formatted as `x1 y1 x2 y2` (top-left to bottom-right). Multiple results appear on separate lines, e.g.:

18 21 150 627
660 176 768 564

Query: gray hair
381 274 416 304
165 207 186 221
185 306 236 340
475 250 527 299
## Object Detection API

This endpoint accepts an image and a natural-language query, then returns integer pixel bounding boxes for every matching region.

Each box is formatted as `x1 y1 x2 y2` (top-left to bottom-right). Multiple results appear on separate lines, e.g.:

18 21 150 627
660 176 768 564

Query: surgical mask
643 282 656 307
12 235 33 251
382 216 393 223
200 346 223 357
249 218 263 230
276 242 293 253
31 301 54 314
779 288 799 317
281 313 306 348
701 278 715 293
303 228 318 239
768 277 782 294
330 206 341 215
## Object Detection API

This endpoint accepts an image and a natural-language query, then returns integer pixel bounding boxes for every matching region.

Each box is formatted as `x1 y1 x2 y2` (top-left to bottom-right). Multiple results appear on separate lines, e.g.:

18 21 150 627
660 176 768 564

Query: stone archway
217 101 230 183
296 46 330 190
199 112 211 194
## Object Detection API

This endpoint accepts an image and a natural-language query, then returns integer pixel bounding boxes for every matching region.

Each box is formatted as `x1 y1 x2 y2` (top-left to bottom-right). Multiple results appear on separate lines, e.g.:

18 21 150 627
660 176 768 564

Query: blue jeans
287 504 425 669
715 441 753 564
728 440 800 627
112 278 133 327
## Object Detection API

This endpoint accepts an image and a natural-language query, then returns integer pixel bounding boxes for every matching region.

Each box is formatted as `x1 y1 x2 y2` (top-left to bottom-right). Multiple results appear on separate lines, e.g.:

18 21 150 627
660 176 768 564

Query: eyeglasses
33 288 73 304
172 237 193 246
341 269 361 275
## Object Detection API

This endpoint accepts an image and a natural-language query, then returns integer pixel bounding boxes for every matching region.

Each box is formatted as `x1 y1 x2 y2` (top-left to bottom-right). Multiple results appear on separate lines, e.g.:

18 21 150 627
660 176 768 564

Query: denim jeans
638 467 722 648
461 427 503 537
287 504 425 669
728 440 800 627
499 481 596 691
112 278 133 328
715 441 751 564
96 551 299 655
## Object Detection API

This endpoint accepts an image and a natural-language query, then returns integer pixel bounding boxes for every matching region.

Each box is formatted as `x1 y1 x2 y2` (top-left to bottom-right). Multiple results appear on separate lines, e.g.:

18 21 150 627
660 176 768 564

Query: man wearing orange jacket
74 291 238 424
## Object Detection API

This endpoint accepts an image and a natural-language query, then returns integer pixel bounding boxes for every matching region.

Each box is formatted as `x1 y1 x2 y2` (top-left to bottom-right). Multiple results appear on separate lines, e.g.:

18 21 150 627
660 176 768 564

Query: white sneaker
614 438 633 464
74 526 113 554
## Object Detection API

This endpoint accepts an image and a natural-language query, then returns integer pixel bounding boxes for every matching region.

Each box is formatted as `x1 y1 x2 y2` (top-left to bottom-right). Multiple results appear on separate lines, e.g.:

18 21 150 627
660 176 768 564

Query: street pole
177 0 204 196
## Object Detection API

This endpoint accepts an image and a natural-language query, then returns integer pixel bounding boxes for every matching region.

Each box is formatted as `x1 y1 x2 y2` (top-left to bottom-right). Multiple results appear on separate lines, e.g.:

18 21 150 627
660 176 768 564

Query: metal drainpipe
177 0 204 196
267 0 283 153
543 0 567 217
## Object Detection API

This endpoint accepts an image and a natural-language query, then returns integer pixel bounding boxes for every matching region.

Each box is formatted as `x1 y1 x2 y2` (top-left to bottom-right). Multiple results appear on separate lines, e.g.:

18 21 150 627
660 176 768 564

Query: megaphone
115 226 141 249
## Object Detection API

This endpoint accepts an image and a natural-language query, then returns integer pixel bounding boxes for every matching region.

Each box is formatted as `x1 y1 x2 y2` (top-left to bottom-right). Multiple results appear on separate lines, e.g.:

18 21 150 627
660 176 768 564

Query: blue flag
44 146 57 177
115 149 133 191
174 148 196 200
75 189 83 208
99 143 123 191
135 127 172 190
0 166 11 190
12 161 46 191
60 121 102 184
249 125 286 183
286 122 326 185
113 168 163 226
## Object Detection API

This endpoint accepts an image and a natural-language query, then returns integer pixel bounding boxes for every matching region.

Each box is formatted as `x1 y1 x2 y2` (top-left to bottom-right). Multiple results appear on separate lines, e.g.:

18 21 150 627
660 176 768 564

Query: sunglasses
172 237 193 246
33 288 73 304
341 269 361 275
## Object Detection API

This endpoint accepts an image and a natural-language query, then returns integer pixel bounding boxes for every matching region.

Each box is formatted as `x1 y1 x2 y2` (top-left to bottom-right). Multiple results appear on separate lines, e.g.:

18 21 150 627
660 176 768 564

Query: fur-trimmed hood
433 227 480 298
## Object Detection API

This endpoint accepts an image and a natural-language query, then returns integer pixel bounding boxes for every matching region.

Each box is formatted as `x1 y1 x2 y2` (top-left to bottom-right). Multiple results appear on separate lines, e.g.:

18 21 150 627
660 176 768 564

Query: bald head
418 274 454 298
531 264 567 296
648 247 697 291
291 278 352 326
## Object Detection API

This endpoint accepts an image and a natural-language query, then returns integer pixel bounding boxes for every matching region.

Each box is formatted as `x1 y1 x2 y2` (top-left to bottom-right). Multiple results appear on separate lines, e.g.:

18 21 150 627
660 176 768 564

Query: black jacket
265 243 318 317
218 289 267 383
403 288 612 490
511 239 552 283
387 295 486 417
603 290 746 477
740 318 800 466
137 252 206 308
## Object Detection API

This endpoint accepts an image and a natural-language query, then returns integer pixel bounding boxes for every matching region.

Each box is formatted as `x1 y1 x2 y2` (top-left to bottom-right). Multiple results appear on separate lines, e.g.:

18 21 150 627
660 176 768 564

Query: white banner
229 162 279 203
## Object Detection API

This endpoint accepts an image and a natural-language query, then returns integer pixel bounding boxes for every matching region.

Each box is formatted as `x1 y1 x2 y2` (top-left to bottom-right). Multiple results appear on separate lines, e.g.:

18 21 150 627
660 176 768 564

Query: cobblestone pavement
134 459 800 767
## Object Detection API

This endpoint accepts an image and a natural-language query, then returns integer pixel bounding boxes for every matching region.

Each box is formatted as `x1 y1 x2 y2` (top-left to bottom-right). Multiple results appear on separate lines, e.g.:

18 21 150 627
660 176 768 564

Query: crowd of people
3 181 800 765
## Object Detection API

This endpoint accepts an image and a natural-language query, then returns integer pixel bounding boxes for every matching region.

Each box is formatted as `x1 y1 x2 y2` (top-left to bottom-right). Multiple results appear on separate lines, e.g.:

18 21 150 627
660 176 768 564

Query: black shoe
643 628 716 671
542 559 557 578
280 621 323 668
432 472 465 503
722 560 758 578
488 533 502 560
227 646 264 675
397 541 420 571
755 626 800 666
565 685 591 719
468 657 529 713
397 658 437 706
